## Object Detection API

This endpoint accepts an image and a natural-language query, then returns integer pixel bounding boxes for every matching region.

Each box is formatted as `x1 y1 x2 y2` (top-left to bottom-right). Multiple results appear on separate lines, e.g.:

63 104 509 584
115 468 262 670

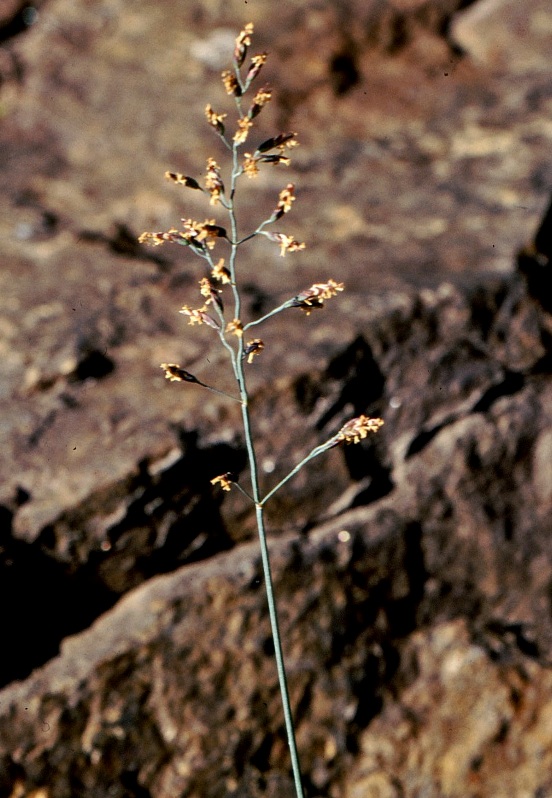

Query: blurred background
0 1 551 796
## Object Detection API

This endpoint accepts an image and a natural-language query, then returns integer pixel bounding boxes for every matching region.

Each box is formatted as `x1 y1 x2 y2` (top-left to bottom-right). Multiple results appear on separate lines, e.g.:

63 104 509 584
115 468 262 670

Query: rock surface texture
0 0 552 797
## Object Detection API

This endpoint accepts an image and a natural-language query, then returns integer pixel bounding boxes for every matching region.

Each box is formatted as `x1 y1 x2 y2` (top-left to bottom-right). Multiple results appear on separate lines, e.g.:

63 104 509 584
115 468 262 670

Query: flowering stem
199 382 241 402
236 217 276 245
138 25 386 798
142 29 376 798
234 366 304 798
232 481 254 503
224 138 305 798
253 502 305 798
243 299 294 330
260 438 338 507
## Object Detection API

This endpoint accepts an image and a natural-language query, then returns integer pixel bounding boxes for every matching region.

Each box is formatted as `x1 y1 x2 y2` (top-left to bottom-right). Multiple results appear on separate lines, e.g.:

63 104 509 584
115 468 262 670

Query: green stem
226 128 304 798
234 365 304 798
236 216 276 245
232 481 254 503
243 299 294 331
198 381 241 403
260 438 338 506
254 502 305 798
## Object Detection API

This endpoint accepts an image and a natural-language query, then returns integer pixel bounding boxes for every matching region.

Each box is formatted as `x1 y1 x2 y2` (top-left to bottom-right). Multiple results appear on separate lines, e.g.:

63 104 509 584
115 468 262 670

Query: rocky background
0 0 551 796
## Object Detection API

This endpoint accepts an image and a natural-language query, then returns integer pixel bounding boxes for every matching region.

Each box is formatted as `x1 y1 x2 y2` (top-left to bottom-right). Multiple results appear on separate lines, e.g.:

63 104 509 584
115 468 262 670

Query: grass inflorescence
139 23 384 798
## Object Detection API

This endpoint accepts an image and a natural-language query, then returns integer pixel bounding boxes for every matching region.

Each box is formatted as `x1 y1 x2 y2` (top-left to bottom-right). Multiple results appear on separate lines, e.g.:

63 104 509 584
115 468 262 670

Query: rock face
0 0 552 796
1 221 551 796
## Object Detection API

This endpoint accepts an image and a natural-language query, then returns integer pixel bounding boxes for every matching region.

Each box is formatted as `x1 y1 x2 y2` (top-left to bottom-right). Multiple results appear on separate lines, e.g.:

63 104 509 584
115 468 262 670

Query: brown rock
451 0 552 73
1 225 551 794
1 1 552 795
345 620 552 798
1 0 550 565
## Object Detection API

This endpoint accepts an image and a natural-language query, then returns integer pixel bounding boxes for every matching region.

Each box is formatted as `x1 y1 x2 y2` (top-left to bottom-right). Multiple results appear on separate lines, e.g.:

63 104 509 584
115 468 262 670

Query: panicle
205 158 224 205
138 229 178 247
226 318 244 337
221 69 242 97
244 339 264 364
264 232 306 256
291 280 344 314
139 218 227 251
210 473 235 491
257 133 298 153
241 134 298 178
243 153 260 178
249 86 272 118
278 235 305 256
273 183 296 219
260 153 291 166
165 172 202 190
234 117 254 145
160 364 201 384
246 53 268 83
179 304 220 330
211 258 232 284
199 276 224 313
337 415 384 444
205 104 227 135
181 218 227 249
234 22 254 67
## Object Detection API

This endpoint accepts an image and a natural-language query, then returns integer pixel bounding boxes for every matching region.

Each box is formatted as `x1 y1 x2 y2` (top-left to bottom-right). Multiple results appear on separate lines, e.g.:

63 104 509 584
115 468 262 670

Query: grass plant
139 23 384 798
